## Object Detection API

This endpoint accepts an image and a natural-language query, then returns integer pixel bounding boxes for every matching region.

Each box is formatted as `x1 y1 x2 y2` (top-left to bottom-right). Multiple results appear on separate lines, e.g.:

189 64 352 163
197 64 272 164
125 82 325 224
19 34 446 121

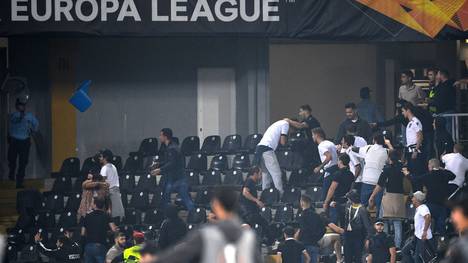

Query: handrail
438 113 468 143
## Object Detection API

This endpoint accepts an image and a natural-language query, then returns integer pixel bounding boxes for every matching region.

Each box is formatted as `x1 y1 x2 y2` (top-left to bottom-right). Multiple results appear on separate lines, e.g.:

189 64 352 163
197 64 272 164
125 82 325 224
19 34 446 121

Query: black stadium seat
243 134 262 153
119 174 136 194
186 153 207 171
6 244 18 262
181 136 200 156
52 176 72 194
35 212 56 229
57 211 77 228
288 132 307 151
221 135 242 154
223 170 243 186
277 150 294 171
232 153 251 172
143 209 164 227
200 136 221 155
123 153 143 174
124 209 142 225
59 157 80 177
187 207 207 224
40 194 65 213
260 188 280 207
16 189 42 214
210 155 228 171
202 170 222 186
289 169 309 187
65 193 82 212
149 190 163 208
194 189 212 207
306 187 322 203
260 207 273 223
138 138 159 157
135 174 158 192
186 170 201 187
111 155 123 171
274 205 294 223
81 157 100 178
129 191 149 211
268 222 286 242
281 187 301 207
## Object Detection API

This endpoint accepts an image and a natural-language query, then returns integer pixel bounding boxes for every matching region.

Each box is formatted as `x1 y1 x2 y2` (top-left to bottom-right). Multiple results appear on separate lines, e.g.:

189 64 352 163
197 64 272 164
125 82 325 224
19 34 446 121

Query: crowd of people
7 68 468 263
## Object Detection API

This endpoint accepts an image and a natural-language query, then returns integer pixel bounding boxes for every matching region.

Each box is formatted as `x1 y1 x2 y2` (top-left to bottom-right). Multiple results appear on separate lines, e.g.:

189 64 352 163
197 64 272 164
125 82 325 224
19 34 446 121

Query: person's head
15 98 27 112
372 134 385 146
98 149 113 165
56 236 71 249
344 103 357 120
401 70 414 85
283 226 296 239
433 117 447 131
165 204 180 221
342 134 355 149
454 143 464 154
411 191 426 207
249 166 262 182
360 87 371 99
374 222 385 233
437 69 450 82
401 102 415 119
312 127 326 144
346 190 361 204
159 128 173 145
388 150 401 165
63 228 74 239
450 197 468 232
299 105 312 119
338 153 350 169
428 158 440 171
300 194 312 210
139 242 158 263
211 187 238 220
133 231 145 245
114 232 127 248
427 68 438 83
345 124 358 136
93 197 106 211
91 171 104 182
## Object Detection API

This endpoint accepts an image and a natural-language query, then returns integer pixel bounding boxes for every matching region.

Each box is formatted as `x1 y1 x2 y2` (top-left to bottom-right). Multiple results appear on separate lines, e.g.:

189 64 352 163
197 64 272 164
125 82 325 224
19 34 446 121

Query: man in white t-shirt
255 120 289 194
311 127 338 201
402 191 434 263
99 149 125 219
340 135 364 194
442 144 468 195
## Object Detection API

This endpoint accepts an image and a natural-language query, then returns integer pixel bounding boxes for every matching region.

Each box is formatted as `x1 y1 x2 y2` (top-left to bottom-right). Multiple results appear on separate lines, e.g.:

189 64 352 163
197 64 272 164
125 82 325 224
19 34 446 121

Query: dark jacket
429 79 456 114
159 141 185 182
423 169 456 206
37 241 81 263
344 204 373 238
434 117 454 157
335 117 371 144
297 208 326 246
158 218 188 250
443 231 468 263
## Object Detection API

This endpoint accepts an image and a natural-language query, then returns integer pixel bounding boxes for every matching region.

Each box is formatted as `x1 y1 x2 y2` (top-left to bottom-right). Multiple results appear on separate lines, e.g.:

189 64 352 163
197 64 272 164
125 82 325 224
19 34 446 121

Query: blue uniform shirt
8 111 39 140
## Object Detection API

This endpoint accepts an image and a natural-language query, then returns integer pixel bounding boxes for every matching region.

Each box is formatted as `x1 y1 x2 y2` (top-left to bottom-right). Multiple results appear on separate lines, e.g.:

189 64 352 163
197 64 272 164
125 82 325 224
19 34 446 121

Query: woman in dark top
434 117 454 158
158 205 188 250
368 150 407 248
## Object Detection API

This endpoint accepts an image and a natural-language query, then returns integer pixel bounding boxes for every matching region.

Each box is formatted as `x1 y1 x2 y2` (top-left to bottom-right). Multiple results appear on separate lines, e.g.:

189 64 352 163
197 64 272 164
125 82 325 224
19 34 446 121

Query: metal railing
438 113 468 143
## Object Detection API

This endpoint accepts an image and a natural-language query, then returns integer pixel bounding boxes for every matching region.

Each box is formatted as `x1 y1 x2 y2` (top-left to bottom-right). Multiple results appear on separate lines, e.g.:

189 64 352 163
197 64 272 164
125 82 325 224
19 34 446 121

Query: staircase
0 179 45 233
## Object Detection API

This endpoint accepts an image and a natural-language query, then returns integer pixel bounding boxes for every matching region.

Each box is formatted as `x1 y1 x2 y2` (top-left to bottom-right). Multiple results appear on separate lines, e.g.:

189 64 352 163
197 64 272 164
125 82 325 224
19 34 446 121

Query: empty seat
52 176 72 194
186 170 201 187
232 153 251 172
57 211 77 228
221 135 242 154
119 174 136 194
288 132 307 151
143 209 164 227
80 157 100 178
186 153 207 171
18 244 40 263
135 174 158 192
306 187 322 203
129 192 149 211
65 193 82 212
35 212 56 229
138 138 159 157
277 150 294 171
181 136 200 156
187 207 207 224
252 223 263 240
7 228 26 248
149 190 163 208
210 155 228 171
260 207 273 223
111 155 123 171
223 170 243 186
6 244 18 262
124 209 142 225
123 153 143 174
289 169 309 187
194 189 212 206
40 194 65 213
274 205 294 223
260 188 280 207
200 136 221 155
243 134 263 153
202 170 222 186
71 178 84 193
59 157 80 177
281 187 301 207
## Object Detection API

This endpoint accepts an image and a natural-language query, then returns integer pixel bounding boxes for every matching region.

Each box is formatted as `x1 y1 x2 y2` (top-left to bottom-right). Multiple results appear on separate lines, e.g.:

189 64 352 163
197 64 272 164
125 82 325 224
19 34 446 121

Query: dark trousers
405 151 425 192
84 243 106 263
344 231 365 263
427 203 448 235
162 178 194 212
7 137 31 185
402 237 435 263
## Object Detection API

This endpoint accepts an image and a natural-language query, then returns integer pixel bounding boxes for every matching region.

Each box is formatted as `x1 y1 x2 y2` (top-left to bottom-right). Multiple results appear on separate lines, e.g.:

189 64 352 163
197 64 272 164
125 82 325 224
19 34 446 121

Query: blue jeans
321 175 332 201
427 203 447 235
84 243 106 263
162 178 194 211
360 183 382 211
384 219 403 248
304 245 319 263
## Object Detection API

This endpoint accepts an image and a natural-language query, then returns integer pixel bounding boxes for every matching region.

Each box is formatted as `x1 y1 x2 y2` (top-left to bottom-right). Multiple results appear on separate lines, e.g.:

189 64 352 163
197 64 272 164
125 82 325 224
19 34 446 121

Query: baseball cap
374 221 385 226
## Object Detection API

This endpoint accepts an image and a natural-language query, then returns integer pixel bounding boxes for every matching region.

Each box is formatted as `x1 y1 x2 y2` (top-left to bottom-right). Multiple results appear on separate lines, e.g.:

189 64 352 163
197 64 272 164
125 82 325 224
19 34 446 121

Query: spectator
296 194 326 263
123 231 145 262
312 127 338 201
434 117 454 158
343 190 373 263
7 97 39 188
99 149 125 220
318 213 345 263
151 128 194 211
398 70 425 106
353 134 389 208
139 242 159 263
34 233 81 262
158 204 188 250
323 153 355 226
78 172 110 220
81 197 118 263
402 102 425 192
335 102 372 144
154 187 262 263
239 167 269 233
254 120 289 194
106 232 126 263
277 226 311 263
442 197 468 263
402 191 435 263
442 144 468 196
340 134 364 194
369 151 406 248
367 221 396 263
426 68 439 114
357 86 383 124
419 159 455 235
429 69 456 115
345 124 368 147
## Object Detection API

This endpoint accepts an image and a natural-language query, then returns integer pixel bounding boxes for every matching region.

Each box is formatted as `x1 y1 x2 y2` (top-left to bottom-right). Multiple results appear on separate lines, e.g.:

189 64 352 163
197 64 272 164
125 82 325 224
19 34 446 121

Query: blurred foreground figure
152 187 262 263
442 197 468 263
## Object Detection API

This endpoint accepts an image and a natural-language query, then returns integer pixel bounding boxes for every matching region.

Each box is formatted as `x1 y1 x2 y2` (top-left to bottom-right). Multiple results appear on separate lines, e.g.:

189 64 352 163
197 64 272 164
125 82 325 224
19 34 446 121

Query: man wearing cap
367 221 396 263
99 149 125 219
123 231 145 263
357 87 383 124
402 191 435 263
7 97 39 188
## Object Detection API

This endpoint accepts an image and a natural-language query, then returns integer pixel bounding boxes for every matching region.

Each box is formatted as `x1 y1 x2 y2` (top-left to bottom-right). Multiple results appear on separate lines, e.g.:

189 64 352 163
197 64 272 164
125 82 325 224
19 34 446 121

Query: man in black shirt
81 197 118 263
335 102 372 144
35 234 81 263
421 158 456 235
296 194 326 263
151 128 194 212
158 204 188 250
277 226 311 263
367 221 396 263
323 153 354 226
429 69 456 115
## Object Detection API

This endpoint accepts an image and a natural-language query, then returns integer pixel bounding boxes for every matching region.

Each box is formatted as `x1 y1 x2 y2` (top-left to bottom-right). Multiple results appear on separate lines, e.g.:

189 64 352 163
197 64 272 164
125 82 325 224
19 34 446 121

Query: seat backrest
43 193 65 212
186 170 200 186
202 170 222 186
144 209 164 227
123 153 143 173
260 188 280 207
288 132 307 151
306 186 322 203
274 205 294 223
260 207 272 223
52 176 72 194
181 136 200 156
58 211 77 228
138 138 159 157
81 157 100 177
281 187 301 207
129 191 149 211
36 212 56 229
200 136 221 155
223 170 243 186
194 189 212 206
60 157 80 177
111 155 123 171
16 189 42 214
244 134 263 152
210 155 228 171
277 150 294 171
289 169 309 187
149 190 163 208
187 207 207 224
135 174 158 192
221 134 242 153
19 244 40 262
187 153 207 171
119 174 136 194
124 209 142 225
232 154 251 171
65 193 82 212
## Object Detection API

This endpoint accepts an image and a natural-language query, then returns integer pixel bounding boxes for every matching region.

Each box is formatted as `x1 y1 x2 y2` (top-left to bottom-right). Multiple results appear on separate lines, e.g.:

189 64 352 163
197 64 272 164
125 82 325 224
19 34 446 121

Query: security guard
34 233 81 262
8 97 38 188
123 231 145 262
